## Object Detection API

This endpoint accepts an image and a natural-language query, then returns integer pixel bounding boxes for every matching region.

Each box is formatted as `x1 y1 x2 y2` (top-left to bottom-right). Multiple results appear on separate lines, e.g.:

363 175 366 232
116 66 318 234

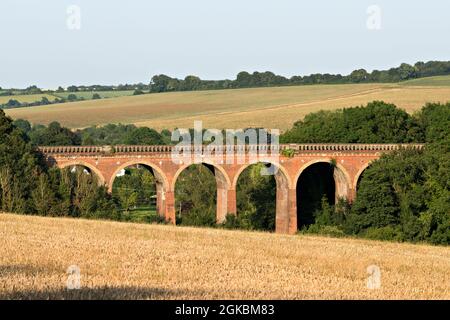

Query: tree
398 63 417 80
92 93 101 99
0 109 44 213
13 119 31 133
235 71 252 87
5 99 21 108
67 85 79 92
150 74 180 93
67 94 78 101
25 85 42 94
349 69 369 83
280 101 422 143
124 127 164 145
32 174 56 215
40 97 50 105
133 89 144 95
183 75 202 91
175 165 216 226
417 102 450 143
28 121 81 146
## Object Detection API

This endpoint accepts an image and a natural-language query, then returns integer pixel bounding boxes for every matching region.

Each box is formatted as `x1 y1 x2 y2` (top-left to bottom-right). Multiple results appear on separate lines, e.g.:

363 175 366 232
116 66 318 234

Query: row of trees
64 83 149 93
13 121 171 146
1 94 97 110
6 60 448 97
149 61 450 92
281 101 449 144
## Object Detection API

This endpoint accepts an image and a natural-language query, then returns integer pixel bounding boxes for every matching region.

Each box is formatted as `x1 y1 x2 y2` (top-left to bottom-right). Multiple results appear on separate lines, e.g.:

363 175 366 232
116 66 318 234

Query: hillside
4 83 450 131
0 213 448 299
400 75 450 86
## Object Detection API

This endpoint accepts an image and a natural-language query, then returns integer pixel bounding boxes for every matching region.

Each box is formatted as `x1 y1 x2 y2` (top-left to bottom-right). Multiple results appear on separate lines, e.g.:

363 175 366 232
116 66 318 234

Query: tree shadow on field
0 264 207 300
0 286 202 300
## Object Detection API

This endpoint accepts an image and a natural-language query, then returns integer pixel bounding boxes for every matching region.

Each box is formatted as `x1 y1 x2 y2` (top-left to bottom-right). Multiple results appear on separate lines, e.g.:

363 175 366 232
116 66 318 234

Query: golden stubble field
5 83 450 131
0 213 448 300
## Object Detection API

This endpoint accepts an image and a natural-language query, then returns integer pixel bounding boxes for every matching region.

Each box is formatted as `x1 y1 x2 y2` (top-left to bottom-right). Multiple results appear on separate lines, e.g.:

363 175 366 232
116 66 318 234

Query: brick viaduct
39 143 423 234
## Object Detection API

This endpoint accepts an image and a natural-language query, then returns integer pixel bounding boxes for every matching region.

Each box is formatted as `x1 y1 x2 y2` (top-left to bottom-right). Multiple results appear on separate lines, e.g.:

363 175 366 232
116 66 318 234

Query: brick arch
232 161 292 233
59 160 106 186
171 161 232 223
231 161 292 190
108 160 169 192
293 159 352 201
171 161 231 192
108 160 171 218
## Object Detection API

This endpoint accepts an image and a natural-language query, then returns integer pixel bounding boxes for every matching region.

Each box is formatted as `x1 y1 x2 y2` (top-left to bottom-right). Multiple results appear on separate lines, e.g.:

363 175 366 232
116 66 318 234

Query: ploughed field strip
39 143 424 234
0 213 448 299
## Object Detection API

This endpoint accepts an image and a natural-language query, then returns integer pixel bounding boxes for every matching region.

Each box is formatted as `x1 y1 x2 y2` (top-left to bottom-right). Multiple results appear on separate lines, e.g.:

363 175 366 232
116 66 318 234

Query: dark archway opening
296 162 335 229
111 164 158 223
236 163 277 231
175 164 217 226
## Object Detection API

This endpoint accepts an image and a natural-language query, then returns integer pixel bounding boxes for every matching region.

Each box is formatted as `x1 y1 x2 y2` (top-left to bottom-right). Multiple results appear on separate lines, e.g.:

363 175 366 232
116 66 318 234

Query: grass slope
400 75 450 86
0 213 448 299
53 90 134 100
0 93 57 104
4 83 450 131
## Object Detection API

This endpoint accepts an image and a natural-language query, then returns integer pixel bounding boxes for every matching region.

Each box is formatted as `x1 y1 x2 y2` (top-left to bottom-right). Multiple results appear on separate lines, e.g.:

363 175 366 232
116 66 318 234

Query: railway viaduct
39 143 424 234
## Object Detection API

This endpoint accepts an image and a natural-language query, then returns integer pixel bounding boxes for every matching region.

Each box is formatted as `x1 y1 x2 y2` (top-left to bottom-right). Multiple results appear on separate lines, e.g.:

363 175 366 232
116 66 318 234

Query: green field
53 90 134 100
400 75 450 86
0 90 134 105
4 82 450 131
0 93 57 104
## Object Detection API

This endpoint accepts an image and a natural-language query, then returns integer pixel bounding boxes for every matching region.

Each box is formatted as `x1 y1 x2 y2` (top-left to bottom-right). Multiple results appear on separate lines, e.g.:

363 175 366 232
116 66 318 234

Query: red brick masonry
39 144 424 234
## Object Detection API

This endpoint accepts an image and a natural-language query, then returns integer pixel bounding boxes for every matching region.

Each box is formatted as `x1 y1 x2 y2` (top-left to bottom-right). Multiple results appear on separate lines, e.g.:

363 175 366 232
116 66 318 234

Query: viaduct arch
40 143 423 234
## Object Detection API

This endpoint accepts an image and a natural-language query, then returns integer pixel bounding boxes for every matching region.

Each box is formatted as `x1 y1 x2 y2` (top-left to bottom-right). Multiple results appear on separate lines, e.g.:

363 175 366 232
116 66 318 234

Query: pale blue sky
1 0 449 89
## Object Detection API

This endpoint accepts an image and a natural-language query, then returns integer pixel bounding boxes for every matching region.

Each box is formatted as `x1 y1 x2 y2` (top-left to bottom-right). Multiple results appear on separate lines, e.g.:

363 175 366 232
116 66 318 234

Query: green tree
32 174 57 215
281 101 422 143
67 94 78 101
124 127 164 145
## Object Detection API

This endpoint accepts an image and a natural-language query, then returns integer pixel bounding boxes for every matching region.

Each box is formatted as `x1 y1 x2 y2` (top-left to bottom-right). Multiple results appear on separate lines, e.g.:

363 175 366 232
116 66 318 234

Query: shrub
179 209 216 227
361 226 403 241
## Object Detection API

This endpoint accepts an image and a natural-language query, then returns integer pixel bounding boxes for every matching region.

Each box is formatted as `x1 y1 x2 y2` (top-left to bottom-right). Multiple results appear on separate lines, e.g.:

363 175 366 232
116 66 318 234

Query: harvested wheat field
0 213 449 300
5 83 450 131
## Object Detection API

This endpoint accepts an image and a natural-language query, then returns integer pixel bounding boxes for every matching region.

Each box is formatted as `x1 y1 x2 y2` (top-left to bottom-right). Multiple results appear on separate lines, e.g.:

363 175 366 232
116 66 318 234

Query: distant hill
4 82 450 131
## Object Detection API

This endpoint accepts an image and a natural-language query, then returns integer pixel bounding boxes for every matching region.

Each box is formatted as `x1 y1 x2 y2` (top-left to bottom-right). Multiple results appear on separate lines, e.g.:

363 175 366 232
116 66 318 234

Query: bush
133 89 145 95
361 226 403 241
304 225 346 237
178 209 216 227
